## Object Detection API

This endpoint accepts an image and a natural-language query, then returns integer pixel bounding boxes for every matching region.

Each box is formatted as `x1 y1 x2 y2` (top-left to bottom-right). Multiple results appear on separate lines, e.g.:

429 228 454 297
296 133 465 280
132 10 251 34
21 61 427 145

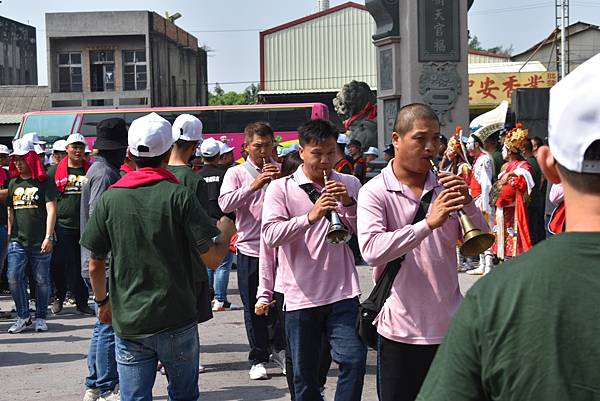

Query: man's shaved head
394 103 440 136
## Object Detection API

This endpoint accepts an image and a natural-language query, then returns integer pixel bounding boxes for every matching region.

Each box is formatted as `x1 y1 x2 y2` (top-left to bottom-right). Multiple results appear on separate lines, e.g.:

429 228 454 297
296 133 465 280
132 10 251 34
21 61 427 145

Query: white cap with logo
10 137 35 156
52 140 67 152
128 112 177 157
219 141 234 155
0 145 10 155
549 53 600 173
173 114 203 142
66 133 86 146
200 137 221 158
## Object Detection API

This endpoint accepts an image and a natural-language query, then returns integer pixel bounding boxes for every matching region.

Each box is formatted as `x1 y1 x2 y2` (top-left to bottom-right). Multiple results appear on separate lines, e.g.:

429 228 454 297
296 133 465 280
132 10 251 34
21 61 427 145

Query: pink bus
16 103 329 159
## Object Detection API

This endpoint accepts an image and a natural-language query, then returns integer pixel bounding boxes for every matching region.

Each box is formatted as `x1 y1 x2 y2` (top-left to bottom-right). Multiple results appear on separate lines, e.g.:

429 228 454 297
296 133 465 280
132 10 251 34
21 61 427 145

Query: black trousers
237 253 284 365
528 205 546 245
51 226 88 306
377 336 439 401
274 291 332 400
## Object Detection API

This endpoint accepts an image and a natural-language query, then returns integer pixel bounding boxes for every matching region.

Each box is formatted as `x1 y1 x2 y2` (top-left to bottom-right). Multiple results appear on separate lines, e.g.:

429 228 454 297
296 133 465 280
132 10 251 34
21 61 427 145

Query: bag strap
368 189 435 305
297 181 332 222
242 162 260 179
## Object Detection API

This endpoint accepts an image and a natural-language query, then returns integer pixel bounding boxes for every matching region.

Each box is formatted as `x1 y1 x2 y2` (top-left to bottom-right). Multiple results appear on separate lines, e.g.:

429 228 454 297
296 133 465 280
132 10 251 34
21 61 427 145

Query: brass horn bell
326 212 351 245
458 210 495 257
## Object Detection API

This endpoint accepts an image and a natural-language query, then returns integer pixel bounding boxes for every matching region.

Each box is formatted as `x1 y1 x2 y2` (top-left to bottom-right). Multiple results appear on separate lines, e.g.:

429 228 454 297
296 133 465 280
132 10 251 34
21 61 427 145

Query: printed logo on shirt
12 187 40 209
204 176 220 183
64 174 88 195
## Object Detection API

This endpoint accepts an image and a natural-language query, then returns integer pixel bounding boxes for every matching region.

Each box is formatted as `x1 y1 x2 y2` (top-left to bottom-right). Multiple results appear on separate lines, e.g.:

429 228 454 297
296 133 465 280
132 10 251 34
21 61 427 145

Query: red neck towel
55 157 90 193
120 163 135 174
110 167 179 189
9 151 48 182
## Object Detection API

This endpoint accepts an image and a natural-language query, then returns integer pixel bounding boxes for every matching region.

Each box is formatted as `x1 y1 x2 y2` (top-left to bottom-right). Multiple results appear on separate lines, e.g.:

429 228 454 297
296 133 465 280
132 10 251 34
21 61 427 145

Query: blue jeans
115 323 200 401
285 297 367 401
84 279 119 393
7 241 52 320
206 251 232 302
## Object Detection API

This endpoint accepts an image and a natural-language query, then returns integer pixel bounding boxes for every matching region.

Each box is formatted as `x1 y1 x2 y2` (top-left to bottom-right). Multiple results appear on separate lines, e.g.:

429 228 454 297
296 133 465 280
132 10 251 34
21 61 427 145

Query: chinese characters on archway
469 72 557 106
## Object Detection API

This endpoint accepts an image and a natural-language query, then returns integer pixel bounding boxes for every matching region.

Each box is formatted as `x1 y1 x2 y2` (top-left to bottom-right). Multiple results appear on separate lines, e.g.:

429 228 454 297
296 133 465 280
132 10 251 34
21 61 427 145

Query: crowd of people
1 54 599 401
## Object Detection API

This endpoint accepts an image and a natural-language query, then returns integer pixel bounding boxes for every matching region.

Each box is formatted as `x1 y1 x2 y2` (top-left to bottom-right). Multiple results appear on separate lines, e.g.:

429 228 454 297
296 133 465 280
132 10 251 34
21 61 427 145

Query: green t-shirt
526 155 544 208
492 151 504 182
167 165 209 212
50 165 87 230
7 177 58 248
80 180 219 339
417 232 600 401
167 165 210 284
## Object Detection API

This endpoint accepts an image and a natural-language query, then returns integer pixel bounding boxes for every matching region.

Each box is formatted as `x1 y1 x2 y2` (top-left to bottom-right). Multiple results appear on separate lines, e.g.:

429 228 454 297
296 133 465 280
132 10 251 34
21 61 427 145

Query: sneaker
98 385 120 401
249 363 268 380
77 304 95 316
199 364 206 374
28 299 36 312
212 300 243 312
68 297 77 305
8 317 32 334
83 388 101 401
51 299 63 315
270 350 286 375
35 318 48 332
466 266 484 275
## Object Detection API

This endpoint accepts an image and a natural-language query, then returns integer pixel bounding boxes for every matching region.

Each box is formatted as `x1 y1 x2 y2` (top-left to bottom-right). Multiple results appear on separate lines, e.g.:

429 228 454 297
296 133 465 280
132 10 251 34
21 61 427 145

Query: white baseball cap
364 146 379 156
218 141 234 155
23 132 46 145
52 140 67 152
0 145 10 155
337 133 349 144
128 112 177 157
172 114 203 142
548 53 600 173
66 133 86 146
85 144 92 154
10 137 34 156
34 144 45 155
200 137 221 158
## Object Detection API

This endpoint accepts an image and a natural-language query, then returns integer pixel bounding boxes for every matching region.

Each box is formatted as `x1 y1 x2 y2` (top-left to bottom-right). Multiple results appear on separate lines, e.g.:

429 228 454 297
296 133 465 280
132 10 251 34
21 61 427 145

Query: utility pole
555 0 570 79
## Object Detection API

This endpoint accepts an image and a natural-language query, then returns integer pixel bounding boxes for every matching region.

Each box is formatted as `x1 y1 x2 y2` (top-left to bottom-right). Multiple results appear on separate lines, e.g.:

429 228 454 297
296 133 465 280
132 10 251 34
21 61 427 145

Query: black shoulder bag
356 189 434 349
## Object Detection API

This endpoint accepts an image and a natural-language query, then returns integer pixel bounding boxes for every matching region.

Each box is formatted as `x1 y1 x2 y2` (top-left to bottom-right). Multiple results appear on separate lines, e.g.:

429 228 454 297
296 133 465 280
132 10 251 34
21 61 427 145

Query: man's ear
537 145 561 184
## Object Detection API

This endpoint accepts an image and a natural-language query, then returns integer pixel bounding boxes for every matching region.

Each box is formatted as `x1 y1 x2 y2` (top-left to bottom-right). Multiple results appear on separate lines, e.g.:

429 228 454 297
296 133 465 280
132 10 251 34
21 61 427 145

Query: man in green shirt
81 112 235 401
49 133 92 315
417 53 600 401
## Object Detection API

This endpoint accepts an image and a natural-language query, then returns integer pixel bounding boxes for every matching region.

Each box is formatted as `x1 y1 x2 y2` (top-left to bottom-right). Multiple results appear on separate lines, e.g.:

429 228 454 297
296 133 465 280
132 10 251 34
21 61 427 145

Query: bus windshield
21 113 77 143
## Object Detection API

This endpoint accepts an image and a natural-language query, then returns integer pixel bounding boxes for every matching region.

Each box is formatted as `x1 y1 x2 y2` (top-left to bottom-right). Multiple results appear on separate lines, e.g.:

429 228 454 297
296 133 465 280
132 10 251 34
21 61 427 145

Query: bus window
189 110 219 133
20 113 77 142
268 108 312 132
221 109 269 133
80 113 125 136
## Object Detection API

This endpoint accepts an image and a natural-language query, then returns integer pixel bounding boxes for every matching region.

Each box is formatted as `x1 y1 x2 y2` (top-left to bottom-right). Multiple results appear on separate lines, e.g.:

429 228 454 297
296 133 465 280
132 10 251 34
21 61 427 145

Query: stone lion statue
333 80 378 149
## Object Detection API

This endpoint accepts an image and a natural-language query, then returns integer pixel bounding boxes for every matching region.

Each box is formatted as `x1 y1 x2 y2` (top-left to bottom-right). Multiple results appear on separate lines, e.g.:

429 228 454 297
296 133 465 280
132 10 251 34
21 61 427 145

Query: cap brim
10 150 29 157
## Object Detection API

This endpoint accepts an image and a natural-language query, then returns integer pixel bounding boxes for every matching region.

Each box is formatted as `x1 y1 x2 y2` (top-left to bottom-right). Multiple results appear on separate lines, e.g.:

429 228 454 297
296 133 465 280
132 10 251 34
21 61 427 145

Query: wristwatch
93 294 110 306
44 235 55 241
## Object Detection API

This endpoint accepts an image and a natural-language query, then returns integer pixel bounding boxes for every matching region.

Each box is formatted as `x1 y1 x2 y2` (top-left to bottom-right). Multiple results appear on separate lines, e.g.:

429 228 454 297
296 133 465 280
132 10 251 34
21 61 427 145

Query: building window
122 50 147 91
90 50 115 92
58 52 83 92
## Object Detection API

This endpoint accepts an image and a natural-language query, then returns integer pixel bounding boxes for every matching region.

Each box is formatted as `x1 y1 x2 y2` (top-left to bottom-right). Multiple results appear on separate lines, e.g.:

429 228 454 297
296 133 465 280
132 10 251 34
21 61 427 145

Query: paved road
0 266 479 401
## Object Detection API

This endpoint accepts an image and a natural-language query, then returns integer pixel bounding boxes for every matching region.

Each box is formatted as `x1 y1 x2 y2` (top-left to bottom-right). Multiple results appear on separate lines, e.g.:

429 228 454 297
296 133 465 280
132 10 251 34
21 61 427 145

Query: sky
2 0 600 92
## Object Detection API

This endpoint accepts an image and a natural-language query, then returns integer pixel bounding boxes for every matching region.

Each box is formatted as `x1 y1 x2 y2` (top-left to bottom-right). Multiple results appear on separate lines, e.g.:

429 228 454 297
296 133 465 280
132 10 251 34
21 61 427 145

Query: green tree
208 83 260 106
469 35 513 55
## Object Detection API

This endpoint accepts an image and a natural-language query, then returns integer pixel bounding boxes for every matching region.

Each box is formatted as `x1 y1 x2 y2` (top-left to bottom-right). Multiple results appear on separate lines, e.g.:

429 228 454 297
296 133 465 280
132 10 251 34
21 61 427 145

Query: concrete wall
48 35 149 108
46 11 207 108
0 16 37 85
